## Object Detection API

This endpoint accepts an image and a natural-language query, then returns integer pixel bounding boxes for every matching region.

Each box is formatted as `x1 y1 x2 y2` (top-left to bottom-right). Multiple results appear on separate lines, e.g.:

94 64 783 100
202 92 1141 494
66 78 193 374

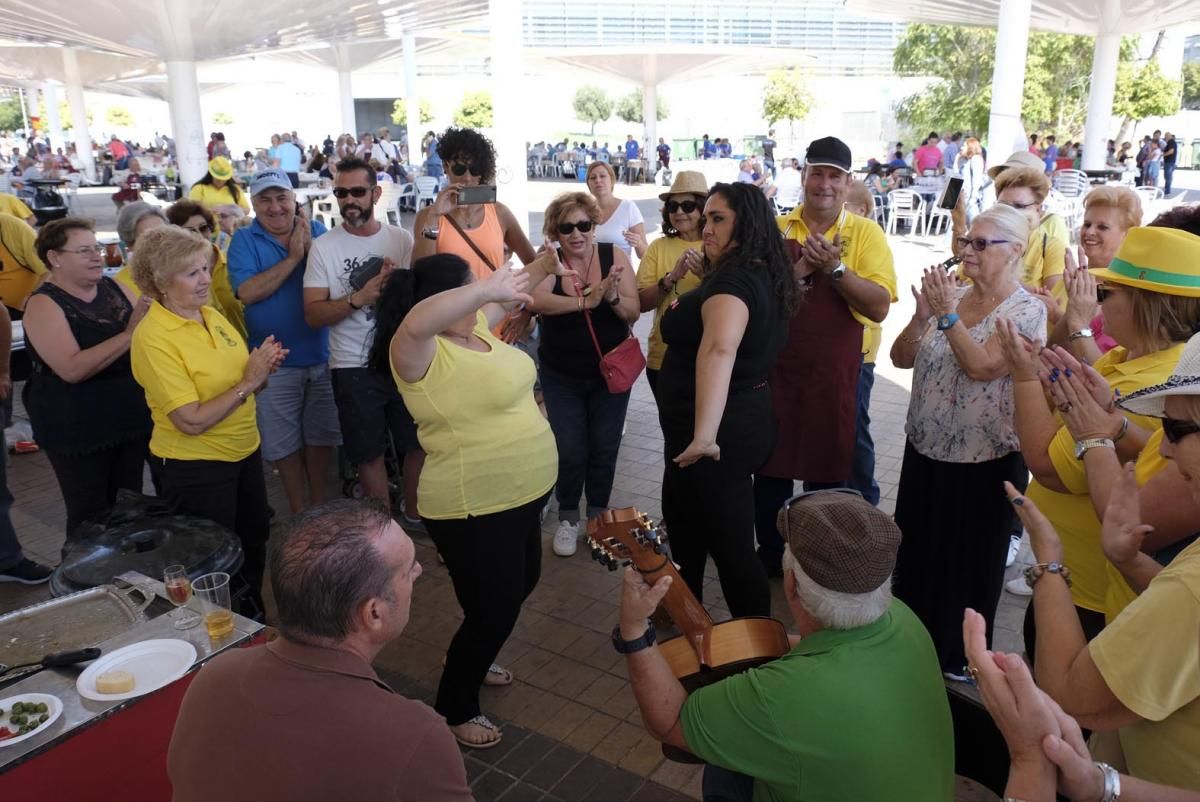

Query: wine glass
164 564 201 630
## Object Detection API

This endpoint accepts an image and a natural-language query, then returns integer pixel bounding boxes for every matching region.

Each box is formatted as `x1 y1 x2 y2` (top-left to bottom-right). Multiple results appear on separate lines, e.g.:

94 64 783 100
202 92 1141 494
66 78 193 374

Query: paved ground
8 170 1199 798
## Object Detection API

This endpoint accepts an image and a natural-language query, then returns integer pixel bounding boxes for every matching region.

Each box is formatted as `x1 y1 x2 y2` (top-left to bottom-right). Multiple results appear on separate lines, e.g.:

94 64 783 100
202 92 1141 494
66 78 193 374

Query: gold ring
1058 402 1073 413
967 665 980 681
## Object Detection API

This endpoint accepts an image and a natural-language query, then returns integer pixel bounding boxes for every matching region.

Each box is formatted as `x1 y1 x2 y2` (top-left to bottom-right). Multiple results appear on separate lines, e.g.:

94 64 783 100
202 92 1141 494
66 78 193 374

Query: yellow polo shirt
777 205 897 363
188 182 250 211
114 246 246 340
1089 537 1200 791
0 212 46 311
1027 343 1184 613
1020 213 1068 288
0 194 33 221
131 301 259 462
636 236 703 370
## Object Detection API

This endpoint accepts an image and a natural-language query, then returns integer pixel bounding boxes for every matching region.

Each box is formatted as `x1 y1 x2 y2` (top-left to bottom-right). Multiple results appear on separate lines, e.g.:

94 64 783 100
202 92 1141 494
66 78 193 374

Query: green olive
38 714 48 724
11 702 22 715
36 703 47 714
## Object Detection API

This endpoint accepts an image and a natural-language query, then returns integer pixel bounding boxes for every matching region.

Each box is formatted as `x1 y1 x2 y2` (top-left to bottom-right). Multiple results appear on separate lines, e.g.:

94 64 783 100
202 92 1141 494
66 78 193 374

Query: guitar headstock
584 507 667 572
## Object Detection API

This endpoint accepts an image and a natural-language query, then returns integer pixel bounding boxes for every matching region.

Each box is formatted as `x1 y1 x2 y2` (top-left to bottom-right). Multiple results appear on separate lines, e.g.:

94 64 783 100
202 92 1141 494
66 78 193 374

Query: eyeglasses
1162 416 1200 444
665 200 700 214
778 488 865 540
449 162 478 177
55 245 104 256
955 237 1012 252
557 220 594 235
185 224 213 236
332 186 371 199
1096 286 1114 303
1000 200 1039 211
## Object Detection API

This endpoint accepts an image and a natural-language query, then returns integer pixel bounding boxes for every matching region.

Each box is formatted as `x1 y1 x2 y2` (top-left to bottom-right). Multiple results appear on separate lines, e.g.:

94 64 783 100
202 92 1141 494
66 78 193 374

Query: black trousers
159 450 271 611
659 387 775 618
425 491 549 725
46 437 149 538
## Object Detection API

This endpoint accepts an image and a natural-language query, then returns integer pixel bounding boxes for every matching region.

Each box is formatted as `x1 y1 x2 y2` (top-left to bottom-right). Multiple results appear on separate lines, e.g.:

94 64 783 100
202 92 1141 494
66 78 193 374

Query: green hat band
1107 257 1200 289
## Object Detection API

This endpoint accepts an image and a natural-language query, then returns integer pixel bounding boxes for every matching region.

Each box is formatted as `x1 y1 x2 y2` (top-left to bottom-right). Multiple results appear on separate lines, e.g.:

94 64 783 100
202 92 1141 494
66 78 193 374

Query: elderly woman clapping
129 226 286 613
890 204 1047 676
998 224 1200 646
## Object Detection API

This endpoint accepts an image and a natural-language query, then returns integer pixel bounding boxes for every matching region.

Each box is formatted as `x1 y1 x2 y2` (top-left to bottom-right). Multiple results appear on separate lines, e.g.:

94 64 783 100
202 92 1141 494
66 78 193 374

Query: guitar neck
635 553 715 668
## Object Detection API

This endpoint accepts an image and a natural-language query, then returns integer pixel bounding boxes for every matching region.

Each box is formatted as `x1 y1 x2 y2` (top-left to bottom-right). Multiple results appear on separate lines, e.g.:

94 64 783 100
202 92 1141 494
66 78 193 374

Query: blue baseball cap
249 168 293 197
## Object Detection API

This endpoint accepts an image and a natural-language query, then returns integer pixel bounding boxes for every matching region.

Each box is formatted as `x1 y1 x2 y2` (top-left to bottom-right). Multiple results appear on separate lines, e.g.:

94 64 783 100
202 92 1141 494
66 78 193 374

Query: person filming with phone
226 168 338 518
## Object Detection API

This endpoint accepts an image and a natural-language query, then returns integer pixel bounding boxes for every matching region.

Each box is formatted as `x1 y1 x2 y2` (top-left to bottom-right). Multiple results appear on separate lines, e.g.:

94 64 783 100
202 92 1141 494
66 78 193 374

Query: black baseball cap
805 136 852 173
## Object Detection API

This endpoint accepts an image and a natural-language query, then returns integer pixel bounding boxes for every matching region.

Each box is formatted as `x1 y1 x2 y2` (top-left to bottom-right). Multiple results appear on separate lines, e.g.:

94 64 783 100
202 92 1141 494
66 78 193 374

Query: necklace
567 246 597 295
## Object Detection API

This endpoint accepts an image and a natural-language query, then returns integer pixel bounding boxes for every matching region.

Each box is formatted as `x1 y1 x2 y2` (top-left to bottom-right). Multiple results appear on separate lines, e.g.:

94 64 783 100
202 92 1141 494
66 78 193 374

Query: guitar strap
443 213 497 272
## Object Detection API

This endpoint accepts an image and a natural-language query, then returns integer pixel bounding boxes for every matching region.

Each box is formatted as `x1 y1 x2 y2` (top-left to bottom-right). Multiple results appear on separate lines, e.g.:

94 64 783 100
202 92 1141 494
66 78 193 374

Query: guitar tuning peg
605 555 619 572
652 543 663 555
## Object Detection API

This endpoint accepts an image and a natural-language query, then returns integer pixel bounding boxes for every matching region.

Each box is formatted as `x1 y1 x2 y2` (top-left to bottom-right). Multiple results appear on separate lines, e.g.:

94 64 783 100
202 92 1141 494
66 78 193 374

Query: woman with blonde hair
585 161 647 259
891 203 1046 676
959 137 987 224
129 226 286 612
530 191 639 557
994 165 1068 291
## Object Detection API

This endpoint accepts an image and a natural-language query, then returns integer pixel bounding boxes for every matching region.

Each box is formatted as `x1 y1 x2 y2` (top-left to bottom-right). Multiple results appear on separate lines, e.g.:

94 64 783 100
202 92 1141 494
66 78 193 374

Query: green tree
572 86 613 134
212 111 234 126
1113 58 1182 124
105 106 133 128
391 98 434 126
761 69 812 136
0 98 24 132
614 89 667 124
453 91 493 128
1184 62 1200 110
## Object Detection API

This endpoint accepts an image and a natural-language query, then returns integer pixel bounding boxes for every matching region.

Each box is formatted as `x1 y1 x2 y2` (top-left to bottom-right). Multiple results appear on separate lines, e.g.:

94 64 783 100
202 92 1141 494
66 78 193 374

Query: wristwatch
1068 327 1094 341
421 226 439 240
611 621 656 655
936 313 960 331
830 262 847 281
1074 437 1115 459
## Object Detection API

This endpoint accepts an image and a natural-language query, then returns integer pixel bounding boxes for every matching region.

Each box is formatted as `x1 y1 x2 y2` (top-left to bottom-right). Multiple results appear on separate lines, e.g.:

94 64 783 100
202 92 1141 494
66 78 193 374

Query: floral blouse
906 286 1047 463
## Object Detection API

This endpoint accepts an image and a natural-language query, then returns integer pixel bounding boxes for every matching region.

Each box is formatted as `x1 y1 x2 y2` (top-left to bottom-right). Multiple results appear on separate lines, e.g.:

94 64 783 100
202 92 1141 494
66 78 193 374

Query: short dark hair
436 127 497 183
369 254 474 373
269 499 397 642
165 199 214 229
660 191 707 237
1149 204 1200 238
36 217 95 265
335 156 376 187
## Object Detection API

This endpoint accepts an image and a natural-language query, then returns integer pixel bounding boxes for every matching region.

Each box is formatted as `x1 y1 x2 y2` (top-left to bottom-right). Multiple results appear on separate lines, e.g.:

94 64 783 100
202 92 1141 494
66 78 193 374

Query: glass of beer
193 572 235 640
164 564 200 630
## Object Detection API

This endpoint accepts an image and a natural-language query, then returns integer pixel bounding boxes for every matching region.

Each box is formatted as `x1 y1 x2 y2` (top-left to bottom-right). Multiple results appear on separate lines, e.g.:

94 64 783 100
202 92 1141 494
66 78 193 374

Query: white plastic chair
414 176 439 209
396 182 416 211
1134 186 1164 224
773 182 802 214
64 173 83 213
312 196 342 229
886 190 925 236
377 182 403 226
0 173 11 194
927 203 953 236
138 191 169 209
1052 169 1089 198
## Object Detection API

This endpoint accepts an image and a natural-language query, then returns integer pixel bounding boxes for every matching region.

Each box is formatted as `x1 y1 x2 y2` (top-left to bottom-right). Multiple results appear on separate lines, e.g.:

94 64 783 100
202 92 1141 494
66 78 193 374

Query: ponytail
368 254 473 374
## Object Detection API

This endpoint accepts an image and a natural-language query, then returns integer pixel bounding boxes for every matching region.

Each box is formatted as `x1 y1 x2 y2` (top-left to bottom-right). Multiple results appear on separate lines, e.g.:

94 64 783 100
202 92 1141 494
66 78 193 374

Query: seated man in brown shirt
168 499 472 802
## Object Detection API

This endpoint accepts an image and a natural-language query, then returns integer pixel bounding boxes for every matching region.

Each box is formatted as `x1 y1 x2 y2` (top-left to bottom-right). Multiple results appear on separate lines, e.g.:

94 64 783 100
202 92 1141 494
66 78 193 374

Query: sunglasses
1161 416 1200 444
778 488 864 537
665 200 700 214
449 162 478 177
332 187 372 199
1097 286 1113 303
56 245 105 256
1000 200 1039 211
955 237 1012 252
557 220 594 235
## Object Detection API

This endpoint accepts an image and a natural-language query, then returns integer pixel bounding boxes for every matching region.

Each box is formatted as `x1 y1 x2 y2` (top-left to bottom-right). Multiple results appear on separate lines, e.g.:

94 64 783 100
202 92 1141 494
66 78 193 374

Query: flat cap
777 491 901 593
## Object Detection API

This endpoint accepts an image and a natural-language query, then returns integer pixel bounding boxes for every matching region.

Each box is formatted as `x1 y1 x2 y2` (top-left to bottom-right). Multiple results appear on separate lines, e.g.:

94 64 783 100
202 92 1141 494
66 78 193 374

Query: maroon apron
759 242 863 482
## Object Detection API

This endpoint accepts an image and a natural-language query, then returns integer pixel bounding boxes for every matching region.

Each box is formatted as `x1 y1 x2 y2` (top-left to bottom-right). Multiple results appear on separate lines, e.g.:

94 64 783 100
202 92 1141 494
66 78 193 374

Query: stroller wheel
342 478 366 499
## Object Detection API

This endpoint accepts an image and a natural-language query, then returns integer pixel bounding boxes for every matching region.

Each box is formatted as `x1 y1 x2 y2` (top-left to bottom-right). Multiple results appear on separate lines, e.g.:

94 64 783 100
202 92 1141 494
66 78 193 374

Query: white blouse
593 198 644 257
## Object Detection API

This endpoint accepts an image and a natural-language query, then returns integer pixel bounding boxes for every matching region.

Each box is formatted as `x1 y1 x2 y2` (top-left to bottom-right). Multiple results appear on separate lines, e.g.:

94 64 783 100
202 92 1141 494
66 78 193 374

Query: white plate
76 639 197 701
0 692 63 747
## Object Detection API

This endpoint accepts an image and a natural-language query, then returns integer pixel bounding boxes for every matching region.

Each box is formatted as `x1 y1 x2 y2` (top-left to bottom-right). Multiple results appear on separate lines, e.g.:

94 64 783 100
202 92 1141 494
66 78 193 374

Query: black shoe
0 558 52 585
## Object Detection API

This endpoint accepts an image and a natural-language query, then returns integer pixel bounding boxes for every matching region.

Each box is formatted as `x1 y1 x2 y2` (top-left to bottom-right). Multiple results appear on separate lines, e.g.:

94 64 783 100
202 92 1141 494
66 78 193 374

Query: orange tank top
436 205 505 280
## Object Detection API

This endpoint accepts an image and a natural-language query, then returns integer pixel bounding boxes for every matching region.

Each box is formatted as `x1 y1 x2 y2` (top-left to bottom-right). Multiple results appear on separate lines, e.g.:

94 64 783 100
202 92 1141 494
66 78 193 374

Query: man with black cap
616 489 954 801
753 136 897 577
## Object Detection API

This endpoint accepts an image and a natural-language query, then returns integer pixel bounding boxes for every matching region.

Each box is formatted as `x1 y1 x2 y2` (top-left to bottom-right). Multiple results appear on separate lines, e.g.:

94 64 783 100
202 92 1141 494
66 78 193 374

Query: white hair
783 549 892 630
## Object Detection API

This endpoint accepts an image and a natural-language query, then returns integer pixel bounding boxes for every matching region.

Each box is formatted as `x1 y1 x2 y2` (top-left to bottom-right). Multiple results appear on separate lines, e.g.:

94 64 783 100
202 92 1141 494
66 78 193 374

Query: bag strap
443 213 498 272
575 244 631 361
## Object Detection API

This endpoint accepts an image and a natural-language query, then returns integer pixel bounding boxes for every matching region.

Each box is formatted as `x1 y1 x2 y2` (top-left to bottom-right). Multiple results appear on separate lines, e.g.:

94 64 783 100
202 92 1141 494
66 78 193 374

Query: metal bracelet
1098 761 1121 802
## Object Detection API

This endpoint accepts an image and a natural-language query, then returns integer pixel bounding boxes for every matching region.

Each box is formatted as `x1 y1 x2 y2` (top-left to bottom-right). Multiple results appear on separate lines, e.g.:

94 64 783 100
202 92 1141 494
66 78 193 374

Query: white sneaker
1006 534 1021 567
553 520 579 557
1005 576 1032 597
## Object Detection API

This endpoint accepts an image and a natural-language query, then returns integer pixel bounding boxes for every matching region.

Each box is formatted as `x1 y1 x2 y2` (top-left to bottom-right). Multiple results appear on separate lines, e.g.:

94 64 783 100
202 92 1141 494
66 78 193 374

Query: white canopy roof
843 0 1200 35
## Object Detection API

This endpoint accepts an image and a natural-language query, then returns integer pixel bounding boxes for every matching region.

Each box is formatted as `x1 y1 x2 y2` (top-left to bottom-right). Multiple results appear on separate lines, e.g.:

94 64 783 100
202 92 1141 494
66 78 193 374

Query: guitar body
586 508 794 764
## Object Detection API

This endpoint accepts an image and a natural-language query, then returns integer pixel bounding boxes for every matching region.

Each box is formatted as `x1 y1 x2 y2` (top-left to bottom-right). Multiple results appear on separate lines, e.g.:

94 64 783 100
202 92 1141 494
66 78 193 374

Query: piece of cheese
95 670 136 694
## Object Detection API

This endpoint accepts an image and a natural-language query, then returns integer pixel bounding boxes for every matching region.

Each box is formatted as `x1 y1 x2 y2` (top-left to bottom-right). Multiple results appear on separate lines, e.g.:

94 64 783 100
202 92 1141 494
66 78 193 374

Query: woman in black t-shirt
657 183 797 616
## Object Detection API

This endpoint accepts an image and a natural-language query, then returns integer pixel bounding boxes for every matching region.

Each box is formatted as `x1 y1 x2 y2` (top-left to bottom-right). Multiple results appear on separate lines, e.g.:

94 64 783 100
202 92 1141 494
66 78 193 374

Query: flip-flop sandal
482 663 513 687
452 715 503 749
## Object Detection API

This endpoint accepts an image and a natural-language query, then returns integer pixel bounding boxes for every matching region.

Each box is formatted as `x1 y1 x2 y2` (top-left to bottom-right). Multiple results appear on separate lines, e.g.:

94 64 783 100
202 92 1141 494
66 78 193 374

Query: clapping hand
1037 347 1119 439
921 266 958 317
1063 251 1099 331
480 264 533 307
910 283 933 321
801 232 842 273
1101 462 1154 568
997 318 1042 382
1004 481 1064 564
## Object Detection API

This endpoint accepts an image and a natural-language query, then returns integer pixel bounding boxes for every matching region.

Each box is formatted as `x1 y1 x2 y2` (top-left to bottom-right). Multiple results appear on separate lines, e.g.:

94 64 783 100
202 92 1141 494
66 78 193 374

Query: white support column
490 0 530 237
42 82 64 154
1082 0 1122 172
403 32 420 163
62 49 95 180
23 83 41 139
986 0 1033 161
165 60 207 189
333 44 357 136
642 55 658 166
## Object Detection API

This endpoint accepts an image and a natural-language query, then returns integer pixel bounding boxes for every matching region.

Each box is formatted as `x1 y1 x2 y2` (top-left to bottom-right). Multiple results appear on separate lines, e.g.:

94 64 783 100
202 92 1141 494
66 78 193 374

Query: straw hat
986 150 1044 179
1119 331 1200 418
1089 227 1200 299
208 156 233 181
659 171 709 201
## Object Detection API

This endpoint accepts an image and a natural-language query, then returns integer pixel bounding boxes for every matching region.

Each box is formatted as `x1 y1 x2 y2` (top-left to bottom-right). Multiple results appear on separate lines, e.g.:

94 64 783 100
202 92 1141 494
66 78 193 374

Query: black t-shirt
1164 138 1177 166
658 263 787 404
762 138 776 160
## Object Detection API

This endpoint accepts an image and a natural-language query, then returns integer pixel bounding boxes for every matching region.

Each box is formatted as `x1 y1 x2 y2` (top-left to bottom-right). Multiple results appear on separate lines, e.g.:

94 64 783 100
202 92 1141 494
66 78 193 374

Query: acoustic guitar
586 508 792 763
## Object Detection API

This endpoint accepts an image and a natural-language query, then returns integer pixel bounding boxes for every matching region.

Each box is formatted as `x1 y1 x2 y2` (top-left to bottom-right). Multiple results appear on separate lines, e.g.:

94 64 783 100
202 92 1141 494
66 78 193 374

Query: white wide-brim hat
1119 331 1200 418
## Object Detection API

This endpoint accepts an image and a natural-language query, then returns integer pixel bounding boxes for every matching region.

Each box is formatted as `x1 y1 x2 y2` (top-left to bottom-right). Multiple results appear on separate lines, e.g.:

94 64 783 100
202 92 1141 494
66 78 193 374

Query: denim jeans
847 360 881 505
702 765 754 802
540 364 630 524
1164 163 1176 194
0 449 23 571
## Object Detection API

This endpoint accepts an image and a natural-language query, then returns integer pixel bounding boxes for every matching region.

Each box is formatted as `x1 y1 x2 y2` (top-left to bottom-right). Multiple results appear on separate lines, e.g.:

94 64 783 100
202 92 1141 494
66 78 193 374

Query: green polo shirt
679 600 954 802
